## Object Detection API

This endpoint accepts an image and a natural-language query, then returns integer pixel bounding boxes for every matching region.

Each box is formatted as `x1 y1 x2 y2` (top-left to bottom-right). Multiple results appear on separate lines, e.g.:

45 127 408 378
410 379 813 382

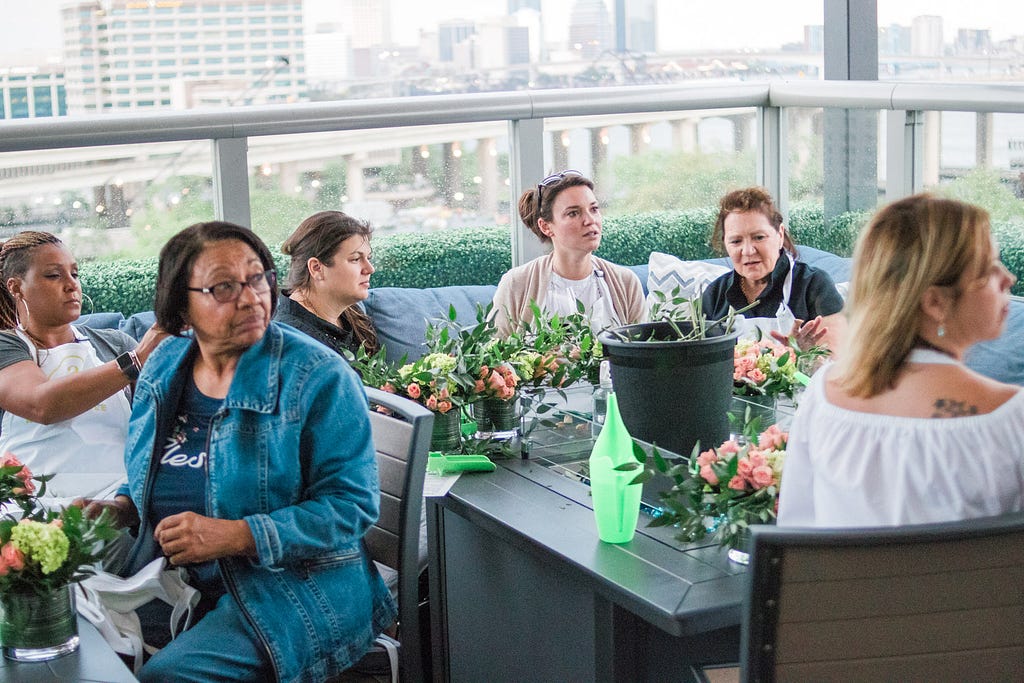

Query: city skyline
1 0 1022 63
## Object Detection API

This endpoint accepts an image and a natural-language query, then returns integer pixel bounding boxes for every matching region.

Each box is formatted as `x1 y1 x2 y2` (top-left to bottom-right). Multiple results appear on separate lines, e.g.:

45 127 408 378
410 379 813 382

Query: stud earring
937 324 945 338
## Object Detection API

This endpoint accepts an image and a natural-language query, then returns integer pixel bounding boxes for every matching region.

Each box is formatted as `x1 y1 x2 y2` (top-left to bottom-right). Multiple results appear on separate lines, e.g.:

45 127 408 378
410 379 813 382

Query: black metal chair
740 513 1024 682
347 387 433 683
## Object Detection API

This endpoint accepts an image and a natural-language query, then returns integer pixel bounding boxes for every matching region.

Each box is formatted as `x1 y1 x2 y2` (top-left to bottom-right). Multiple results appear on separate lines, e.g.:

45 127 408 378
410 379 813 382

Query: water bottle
591 360 613 437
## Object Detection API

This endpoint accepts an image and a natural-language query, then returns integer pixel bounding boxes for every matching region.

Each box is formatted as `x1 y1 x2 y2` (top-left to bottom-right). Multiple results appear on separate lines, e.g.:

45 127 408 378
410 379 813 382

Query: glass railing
1 80 1023 265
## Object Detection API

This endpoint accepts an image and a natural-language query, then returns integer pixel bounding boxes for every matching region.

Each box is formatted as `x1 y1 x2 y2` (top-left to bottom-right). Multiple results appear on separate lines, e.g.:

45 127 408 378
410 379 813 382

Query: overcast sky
1 0 1021 57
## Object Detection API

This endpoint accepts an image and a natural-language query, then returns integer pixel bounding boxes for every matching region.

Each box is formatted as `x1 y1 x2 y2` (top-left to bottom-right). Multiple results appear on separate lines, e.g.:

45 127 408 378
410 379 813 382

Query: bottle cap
599 359 613 389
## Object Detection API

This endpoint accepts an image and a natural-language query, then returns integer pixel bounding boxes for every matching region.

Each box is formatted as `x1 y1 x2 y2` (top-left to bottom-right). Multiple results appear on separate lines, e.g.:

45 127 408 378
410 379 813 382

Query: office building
438 20 476 63
569 0 612 60
60 0 307 114
623 0 656 54
0 65 66 119
911 15 944 56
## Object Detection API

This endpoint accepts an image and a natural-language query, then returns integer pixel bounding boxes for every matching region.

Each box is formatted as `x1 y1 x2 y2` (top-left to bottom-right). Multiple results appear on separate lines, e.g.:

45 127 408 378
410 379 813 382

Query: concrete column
344 154 365 203
976 112 994 169
552 130 569 171
629 123 650 155
277 161 300 195
441 142 463 207
108 183 128 228
590 128 608 189
823 0 879 221
672 118 698 153
923 110 941 188
478 137 499 219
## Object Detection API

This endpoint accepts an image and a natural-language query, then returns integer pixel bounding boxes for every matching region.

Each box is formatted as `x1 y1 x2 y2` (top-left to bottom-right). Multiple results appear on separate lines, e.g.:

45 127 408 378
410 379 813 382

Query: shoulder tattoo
931 398 979 418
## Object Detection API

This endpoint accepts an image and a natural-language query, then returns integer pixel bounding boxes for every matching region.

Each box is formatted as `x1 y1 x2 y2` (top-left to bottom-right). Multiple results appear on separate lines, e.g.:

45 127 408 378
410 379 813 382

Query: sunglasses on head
536 169 585 211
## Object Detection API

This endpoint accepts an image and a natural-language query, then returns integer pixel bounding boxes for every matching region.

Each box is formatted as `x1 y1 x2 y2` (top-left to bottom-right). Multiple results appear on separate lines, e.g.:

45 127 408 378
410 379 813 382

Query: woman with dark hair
97 221 394 681
0 231 165 504
491 170 645 336
275 210 379 356
701 187 845 350
779 195 1023 527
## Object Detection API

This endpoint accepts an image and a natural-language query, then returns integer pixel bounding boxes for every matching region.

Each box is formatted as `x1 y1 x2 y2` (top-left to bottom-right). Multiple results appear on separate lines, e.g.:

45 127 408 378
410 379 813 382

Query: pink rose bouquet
645 423 788 551
733 338 826 399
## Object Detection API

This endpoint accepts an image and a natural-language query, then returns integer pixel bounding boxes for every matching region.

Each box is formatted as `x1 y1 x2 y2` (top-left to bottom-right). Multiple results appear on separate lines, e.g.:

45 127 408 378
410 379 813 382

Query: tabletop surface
0 617 136 682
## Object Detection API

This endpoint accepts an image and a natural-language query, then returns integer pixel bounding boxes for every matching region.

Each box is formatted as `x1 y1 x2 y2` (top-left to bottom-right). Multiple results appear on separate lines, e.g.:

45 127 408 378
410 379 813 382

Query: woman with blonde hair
491 170 644 336
275 210 379 356
778 194 1024 527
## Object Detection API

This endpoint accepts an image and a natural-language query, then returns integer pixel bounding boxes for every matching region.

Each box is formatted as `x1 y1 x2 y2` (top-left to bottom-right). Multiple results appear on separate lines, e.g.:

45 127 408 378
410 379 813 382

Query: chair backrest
742 513 1024 683
363 386 434 682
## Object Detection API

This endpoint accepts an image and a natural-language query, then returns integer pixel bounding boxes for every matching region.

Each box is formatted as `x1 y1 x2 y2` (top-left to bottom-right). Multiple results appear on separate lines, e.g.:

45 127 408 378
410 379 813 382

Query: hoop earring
16 297 29 331
82 292 95 316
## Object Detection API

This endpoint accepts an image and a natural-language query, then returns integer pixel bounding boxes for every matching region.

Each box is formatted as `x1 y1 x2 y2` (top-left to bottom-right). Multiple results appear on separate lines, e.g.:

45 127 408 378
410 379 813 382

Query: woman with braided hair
0 231 167 505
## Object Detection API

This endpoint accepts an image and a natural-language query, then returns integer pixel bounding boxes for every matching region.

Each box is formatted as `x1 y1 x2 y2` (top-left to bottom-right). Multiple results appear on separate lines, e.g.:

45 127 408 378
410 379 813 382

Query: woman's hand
154 512 256 565
772 316 827 351
133 324 171 365
71 495 139 529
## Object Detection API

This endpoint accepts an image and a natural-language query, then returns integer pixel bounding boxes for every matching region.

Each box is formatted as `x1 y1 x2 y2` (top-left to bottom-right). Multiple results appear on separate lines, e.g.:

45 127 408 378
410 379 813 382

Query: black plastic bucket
598 321 738 458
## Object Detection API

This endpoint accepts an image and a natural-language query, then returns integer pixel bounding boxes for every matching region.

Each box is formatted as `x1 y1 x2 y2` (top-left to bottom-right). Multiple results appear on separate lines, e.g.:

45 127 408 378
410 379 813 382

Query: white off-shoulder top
777 350 1024 527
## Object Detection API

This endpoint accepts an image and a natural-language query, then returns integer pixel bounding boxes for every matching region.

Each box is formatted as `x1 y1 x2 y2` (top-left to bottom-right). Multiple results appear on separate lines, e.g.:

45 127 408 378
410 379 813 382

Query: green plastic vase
588 392 643 544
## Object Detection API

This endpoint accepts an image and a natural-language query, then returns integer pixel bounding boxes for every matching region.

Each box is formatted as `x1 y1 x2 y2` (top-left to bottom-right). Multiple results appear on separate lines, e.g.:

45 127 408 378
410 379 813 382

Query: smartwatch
116 351 141 381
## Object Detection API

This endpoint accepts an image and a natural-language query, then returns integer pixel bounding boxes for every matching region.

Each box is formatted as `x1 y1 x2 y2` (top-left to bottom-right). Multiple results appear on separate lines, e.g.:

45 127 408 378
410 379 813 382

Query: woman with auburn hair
701 187 845 351
491 170 645 336
0 231 166 504
275 210 379 356
778 194 1024 527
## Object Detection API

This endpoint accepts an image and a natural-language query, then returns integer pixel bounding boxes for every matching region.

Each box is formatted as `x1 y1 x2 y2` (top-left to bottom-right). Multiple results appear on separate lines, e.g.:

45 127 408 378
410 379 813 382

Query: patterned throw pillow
646 252 730 317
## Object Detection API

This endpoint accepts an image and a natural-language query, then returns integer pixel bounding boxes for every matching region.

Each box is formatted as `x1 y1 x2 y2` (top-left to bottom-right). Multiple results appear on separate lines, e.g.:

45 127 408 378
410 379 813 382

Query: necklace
296 293 334 325
21 326 75 350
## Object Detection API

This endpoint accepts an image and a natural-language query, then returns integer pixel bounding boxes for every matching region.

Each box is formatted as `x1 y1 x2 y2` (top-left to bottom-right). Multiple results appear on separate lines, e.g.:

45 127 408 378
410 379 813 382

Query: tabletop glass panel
518 383 796 517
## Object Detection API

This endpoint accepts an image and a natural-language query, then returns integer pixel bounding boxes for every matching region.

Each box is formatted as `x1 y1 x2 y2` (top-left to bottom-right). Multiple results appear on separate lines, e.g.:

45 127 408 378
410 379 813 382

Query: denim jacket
121 322 396 682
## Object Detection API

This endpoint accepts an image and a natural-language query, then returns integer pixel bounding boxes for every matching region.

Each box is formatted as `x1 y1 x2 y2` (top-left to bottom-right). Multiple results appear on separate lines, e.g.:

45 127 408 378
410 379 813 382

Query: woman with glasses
95 222 394 681
778 195 1024 527
491 170 645 336
0 230 167 505
274 210 379 357
702 187 845 351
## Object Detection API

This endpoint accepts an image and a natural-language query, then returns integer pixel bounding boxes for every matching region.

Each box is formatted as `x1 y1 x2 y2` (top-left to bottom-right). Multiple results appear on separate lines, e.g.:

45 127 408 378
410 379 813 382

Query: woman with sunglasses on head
0 231 167 505
778 195 1024 528
94 221 394 681
275 210 379 357
492 170 644 336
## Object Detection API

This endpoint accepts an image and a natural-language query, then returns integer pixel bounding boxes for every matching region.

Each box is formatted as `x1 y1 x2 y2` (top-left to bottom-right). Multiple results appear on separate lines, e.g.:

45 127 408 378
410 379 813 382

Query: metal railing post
212 137 252 228
885 110 923 201
508 117 546 267
758 105 788 217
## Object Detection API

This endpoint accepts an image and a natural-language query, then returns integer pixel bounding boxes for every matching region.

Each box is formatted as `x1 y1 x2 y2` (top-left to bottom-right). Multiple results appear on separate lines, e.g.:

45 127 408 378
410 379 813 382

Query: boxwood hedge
78 207 1024 316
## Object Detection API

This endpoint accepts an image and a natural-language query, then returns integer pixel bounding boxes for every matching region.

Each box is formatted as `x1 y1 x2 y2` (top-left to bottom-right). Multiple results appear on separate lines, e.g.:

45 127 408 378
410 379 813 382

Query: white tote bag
75 557 201 673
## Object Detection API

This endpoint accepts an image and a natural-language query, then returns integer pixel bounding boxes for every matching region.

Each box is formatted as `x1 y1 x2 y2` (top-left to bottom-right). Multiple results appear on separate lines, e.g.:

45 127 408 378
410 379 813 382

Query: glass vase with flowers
0 453 121 661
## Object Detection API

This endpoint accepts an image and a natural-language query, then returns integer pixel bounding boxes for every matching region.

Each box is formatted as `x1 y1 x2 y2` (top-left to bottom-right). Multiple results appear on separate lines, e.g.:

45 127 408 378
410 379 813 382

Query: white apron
545 260 621 334
0 326 131 506
732 253 797 341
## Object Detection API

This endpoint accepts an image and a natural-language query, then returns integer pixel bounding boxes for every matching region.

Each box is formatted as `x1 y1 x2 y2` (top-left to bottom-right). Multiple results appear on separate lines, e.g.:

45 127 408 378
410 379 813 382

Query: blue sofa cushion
364 285 498 363
120 310 156 342
75 311 125 330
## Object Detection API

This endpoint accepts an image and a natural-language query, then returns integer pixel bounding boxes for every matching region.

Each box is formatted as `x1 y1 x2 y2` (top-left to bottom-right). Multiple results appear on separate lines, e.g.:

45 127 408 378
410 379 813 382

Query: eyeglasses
187 270 276 304
536 169 585 210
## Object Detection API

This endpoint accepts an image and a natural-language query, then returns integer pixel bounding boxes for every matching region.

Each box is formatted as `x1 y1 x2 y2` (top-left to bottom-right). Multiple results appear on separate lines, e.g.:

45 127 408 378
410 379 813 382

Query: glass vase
726 527 753 566
472 395 520 440
430 408 462 453
729 394 777 439
0 584 79 662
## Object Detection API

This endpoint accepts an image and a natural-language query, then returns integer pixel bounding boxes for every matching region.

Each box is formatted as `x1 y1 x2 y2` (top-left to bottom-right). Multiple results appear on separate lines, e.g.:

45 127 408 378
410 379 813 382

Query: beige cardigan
490 254 645 336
